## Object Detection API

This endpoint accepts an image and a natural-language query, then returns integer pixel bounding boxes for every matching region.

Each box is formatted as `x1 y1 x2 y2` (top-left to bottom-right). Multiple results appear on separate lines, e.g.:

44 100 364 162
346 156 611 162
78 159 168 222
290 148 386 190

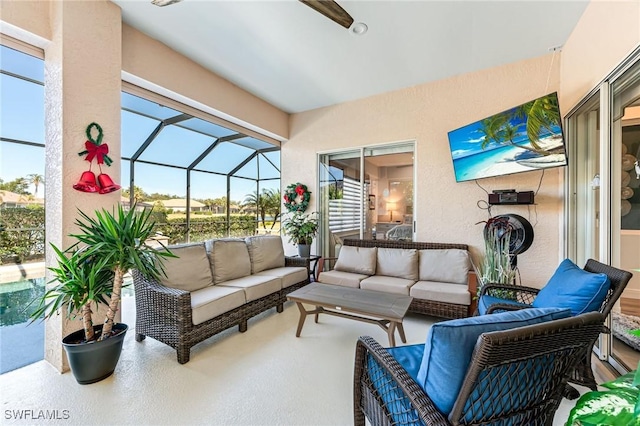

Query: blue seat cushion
532 258 611 315
415 307 571 416
367 344 426 425
477 294 530 315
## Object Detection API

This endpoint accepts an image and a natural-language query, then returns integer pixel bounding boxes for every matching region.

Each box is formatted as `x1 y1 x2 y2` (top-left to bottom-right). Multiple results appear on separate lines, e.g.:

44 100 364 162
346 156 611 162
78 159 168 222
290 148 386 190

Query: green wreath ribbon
283 182 311 213
77 122 113 166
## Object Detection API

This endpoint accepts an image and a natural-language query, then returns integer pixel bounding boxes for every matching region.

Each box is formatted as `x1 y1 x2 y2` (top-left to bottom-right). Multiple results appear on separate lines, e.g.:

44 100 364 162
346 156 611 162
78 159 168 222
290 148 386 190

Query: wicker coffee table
286 283 412 346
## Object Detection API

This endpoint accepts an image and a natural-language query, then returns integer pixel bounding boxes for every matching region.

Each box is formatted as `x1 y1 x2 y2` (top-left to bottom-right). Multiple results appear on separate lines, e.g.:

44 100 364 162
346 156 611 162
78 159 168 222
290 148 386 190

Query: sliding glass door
566 52 640 374
318 142 414 260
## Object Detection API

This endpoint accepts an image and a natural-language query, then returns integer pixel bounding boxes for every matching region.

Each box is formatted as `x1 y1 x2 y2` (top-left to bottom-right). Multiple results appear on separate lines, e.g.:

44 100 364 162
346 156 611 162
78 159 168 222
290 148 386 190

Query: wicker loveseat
318 239 475 319
133 235 310 363
354 310 604 426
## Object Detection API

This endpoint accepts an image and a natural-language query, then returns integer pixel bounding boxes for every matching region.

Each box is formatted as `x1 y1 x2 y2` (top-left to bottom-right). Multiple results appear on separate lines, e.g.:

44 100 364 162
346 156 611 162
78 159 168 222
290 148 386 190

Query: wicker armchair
354 312 605 426
477 259 633 393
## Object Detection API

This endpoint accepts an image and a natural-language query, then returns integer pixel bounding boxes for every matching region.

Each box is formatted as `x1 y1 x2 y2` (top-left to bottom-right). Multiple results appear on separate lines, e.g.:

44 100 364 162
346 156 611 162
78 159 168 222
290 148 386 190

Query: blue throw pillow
415 307 571 416
532 258 610 315
477 295 530 315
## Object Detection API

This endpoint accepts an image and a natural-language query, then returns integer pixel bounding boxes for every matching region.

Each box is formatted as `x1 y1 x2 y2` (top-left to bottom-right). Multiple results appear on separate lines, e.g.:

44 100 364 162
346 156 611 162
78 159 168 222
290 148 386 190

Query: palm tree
243 188 281 230
264 189 281 231
26 174 44 197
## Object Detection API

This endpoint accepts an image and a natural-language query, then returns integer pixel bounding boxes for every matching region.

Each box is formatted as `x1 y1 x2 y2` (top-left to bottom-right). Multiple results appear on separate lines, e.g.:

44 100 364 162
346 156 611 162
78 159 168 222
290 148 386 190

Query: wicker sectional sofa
132 235 310 364
318 239 475 319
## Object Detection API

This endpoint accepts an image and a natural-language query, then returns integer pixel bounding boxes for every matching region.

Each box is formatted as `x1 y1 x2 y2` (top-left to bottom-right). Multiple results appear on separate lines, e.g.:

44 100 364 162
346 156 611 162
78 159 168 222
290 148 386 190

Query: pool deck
0 262 45 284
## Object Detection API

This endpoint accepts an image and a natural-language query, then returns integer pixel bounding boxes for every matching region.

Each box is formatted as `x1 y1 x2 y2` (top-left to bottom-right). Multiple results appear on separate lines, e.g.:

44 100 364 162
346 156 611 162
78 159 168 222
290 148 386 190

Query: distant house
0 191 44 208
158 199 206 212
120 197 154 211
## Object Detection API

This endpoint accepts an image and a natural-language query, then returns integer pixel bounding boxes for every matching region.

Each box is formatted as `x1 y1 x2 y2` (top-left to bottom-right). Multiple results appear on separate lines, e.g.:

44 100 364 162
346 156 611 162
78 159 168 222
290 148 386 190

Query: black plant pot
62 323 128 385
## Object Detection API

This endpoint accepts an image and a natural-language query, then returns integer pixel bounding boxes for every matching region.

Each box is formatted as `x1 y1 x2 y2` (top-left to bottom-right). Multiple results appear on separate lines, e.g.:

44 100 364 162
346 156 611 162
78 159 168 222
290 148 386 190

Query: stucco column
44 0 122 373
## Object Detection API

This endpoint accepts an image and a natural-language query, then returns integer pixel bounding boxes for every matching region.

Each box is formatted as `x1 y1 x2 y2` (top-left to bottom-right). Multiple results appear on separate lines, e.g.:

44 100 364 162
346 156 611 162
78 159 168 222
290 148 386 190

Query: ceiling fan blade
299 0 354 29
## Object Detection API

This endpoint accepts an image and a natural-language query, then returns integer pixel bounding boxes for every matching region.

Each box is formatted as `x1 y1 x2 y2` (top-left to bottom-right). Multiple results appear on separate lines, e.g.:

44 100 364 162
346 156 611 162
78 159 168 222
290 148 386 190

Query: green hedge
0 207 45 264
154 215 260 244
0 208 268 264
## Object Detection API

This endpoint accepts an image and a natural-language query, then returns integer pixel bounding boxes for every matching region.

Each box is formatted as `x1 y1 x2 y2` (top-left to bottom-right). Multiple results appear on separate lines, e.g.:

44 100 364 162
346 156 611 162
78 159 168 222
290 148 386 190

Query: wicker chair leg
563 384 581 400
239 320 248 333
135 333 146 342
177 347 190 364
276 303 284 313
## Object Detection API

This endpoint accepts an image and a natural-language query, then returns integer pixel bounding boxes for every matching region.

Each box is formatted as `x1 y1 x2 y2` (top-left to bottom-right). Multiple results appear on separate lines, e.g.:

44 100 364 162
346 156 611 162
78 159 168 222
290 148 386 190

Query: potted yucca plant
30 204 174 384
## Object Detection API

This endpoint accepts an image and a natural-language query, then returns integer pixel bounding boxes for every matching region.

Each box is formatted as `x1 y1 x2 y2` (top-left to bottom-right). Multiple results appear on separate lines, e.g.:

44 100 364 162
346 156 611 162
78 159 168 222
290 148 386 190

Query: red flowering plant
283 182 311 213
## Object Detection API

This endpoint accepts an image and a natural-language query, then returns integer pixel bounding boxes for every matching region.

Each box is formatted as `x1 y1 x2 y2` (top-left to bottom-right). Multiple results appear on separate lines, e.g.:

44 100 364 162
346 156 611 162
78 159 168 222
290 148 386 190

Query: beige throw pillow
209 239 252 284
334 246 377 275
419 249 469 284
158 243 214 292
245 235 285 273
376 248 418 280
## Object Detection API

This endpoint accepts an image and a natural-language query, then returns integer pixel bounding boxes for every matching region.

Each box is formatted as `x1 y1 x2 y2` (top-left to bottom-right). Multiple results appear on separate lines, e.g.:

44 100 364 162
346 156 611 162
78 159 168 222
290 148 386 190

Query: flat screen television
447 92 568 183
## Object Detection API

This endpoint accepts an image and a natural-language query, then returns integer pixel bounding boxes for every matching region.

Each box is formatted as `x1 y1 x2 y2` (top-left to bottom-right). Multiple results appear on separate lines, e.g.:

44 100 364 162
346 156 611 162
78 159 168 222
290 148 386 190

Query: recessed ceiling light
351 22 368 36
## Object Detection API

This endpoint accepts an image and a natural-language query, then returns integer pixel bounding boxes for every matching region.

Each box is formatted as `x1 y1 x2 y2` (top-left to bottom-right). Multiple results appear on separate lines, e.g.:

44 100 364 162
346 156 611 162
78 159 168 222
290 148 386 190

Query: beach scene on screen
448 92 567 183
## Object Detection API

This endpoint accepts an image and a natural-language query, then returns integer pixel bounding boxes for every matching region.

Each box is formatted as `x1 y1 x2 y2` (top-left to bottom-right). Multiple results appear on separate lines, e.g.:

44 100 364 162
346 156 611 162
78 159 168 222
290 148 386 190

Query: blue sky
1 45 280 202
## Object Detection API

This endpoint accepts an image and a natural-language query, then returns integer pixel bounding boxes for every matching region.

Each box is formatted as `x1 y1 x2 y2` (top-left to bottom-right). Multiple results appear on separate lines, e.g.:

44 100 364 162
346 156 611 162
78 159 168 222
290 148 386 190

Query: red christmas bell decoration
73 171 100 193
74 122 122 195
97 173 121 194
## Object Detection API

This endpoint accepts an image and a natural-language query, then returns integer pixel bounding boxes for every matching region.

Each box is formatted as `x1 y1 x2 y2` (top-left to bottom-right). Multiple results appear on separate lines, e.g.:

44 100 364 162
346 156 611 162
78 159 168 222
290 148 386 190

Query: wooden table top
287 282 412 321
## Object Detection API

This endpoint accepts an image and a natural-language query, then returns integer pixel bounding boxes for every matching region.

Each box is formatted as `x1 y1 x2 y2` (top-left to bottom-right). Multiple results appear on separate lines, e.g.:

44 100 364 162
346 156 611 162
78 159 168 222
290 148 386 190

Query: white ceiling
113 0 589 114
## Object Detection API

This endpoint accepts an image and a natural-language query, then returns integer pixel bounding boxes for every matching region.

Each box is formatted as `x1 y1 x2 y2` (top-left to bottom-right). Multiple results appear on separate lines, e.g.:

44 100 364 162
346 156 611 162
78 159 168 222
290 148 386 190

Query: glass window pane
196 141 254 174
1 142 45 196
258 152 280 179
234 156 258 179
121 110 161 158
233 137 274 151
0 74 44 142
0 45 43 82
138 125 214 167
262 150 280 171
121 92 183 120
177 118 237 139
132 162 185 199
191 171 227 206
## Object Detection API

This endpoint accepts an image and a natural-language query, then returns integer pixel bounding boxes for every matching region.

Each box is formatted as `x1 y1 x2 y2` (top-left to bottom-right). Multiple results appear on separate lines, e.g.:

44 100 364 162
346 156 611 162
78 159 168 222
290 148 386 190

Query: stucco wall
285 54 564 288
121 24 289 141
560 0 640 113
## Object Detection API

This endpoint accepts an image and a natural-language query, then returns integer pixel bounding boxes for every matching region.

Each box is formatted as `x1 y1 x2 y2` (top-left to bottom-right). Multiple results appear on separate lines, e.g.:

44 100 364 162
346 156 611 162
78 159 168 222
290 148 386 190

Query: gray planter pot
62 323 128 385
297 244 311 258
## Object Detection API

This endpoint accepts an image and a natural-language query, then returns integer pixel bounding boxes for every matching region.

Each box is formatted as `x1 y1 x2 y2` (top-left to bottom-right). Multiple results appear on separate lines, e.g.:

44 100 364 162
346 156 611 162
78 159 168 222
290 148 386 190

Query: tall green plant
30 204 175 342
477 217 516 290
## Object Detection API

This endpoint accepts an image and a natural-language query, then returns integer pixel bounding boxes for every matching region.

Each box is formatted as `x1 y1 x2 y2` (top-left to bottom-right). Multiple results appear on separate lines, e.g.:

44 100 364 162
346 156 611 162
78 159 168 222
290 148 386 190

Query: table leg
295 302 307 337
387 322 397 347
397 321 407 344
314 306 320 323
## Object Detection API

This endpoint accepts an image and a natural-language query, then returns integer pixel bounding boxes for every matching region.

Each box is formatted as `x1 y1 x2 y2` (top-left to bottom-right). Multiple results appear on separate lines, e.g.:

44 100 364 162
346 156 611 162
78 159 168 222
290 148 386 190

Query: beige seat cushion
245 235 285 274
256 267 308 288
317 270 368 288
360 275 415 295
418 249 469 284
410 280 471 305
218 274 281 302
190 285 246 325
334 246 377 275
376 248 418 281
158 243 214 292
207 239 252 284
